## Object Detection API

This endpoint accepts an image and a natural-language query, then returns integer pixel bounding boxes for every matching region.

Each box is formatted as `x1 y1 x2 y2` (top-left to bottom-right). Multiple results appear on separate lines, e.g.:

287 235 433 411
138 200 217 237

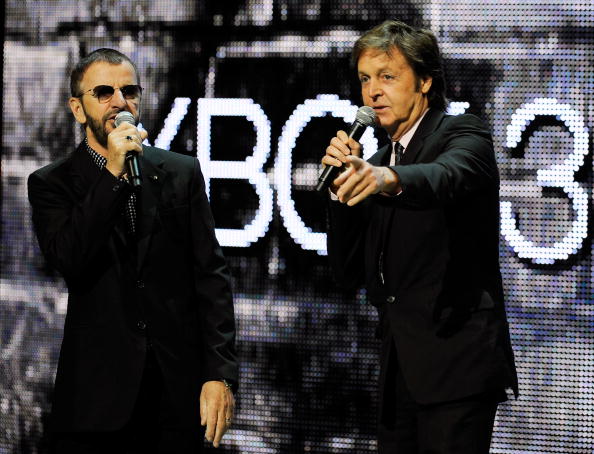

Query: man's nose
367 80 382 100
109 88 127 107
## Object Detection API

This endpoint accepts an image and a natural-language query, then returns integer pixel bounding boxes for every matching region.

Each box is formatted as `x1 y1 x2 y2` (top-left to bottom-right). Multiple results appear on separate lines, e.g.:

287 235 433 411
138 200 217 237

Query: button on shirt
85 138 137 234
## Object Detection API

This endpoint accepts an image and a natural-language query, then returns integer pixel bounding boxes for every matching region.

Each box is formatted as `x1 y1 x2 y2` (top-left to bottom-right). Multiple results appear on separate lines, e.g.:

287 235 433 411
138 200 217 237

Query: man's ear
420 76 433 95
69 97 87 125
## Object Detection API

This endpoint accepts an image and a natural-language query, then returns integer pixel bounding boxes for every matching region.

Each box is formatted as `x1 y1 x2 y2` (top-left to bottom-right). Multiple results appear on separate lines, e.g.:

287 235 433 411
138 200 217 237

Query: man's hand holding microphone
318 106 401 206
105 111 148 186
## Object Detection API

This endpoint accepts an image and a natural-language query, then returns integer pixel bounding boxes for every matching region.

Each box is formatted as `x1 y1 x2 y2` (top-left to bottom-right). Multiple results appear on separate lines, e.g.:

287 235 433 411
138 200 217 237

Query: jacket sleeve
27 167 131 280
391 114 499 209
188 158 239 389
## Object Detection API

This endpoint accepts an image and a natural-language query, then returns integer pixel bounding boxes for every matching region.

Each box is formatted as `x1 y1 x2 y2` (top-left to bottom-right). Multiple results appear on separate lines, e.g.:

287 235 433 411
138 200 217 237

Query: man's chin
378 118 396 131
89 130 109 148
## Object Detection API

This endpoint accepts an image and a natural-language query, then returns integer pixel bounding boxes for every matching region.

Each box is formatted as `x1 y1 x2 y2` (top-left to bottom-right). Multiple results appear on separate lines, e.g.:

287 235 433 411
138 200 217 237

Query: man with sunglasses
28 48 237 453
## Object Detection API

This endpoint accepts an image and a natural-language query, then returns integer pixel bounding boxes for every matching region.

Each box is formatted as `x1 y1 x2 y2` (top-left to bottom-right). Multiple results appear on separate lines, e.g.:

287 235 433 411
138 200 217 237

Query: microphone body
114 111 142 188
315 106 376 192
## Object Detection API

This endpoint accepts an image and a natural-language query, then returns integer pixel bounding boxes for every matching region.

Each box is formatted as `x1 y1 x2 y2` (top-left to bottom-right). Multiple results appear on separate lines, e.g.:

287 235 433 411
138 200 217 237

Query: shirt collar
84 137 107 169
393 108 429 150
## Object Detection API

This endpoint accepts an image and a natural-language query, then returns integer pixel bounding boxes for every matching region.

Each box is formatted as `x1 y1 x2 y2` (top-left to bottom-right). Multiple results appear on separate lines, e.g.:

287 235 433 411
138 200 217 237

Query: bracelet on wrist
220 378 233 392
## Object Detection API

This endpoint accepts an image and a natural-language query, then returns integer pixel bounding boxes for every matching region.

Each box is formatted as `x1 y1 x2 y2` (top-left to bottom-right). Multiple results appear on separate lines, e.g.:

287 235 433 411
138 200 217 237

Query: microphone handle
125 151 142 187
315 121 368 192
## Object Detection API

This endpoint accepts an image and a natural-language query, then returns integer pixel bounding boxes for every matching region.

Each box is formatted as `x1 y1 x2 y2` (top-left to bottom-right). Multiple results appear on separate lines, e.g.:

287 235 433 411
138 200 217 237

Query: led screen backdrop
2 1 593 453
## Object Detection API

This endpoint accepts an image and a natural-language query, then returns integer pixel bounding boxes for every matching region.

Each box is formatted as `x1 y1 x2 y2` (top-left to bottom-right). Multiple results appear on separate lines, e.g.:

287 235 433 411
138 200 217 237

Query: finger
322 154 344 169
326 144 349 162
336 157 367 201
112 123 142 142
213 403 227 447
348 177 374 204
337 171 363 203
114 123 137 136
225 392 235 426
347 137 362 157
336 130 349 143
330 136 351 155
225 409 234 427
347 185 375 206
200 391 207 426
345 155 364 168
205 402 217 442
333 164 354 187
121 133 144 151
129 141 143 153
346 176 367 200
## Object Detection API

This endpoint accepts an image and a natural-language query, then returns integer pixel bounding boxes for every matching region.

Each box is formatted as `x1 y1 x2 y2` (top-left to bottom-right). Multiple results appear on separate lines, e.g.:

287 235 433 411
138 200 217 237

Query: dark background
2 1 593 452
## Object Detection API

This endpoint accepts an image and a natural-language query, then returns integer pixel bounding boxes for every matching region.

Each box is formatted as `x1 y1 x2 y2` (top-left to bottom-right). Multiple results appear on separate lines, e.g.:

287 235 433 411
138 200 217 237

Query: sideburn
80 103 109 148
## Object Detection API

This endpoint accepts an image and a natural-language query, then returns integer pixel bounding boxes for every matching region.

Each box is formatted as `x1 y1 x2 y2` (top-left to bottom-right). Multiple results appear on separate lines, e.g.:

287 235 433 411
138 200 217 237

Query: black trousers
50 348 203 454
378 337 507 454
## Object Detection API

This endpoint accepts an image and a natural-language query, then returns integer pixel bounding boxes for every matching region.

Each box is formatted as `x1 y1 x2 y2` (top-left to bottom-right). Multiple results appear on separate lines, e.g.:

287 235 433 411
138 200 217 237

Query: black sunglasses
78 84 143 103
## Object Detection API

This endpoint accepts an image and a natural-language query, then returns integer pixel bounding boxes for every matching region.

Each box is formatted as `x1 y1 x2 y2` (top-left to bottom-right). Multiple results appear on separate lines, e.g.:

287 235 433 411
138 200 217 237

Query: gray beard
81 106 140 148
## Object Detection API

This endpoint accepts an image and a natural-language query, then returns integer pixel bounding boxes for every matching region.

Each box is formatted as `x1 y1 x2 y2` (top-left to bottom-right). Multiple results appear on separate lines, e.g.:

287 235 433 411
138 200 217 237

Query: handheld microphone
315 106 376 192
114 111 142 188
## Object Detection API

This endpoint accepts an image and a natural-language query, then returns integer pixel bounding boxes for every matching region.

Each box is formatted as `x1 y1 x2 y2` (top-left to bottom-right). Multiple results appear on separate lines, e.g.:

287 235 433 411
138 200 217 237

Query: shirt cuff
380 189 402 197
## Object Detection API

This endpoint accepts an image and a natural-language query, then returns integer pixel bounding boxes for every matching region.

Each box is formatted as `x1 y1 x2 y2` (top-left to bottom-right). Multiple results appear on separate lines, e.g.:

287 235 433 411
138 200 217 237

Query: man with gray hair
323 20 517 453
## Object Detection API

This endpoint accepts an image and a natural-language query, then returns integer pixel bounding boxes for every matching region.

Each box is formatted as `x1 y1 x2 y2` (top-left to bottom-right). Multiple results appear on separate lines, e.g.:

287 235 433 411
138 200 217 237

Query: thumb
140 129 149 141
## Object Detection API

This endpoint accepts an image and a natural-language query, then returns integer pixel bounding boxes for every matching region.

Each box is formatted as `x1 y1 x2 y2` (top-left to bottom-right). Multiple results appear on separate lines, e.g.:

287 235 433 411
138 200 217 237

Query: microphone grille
114 111 137 128
356 106 376 126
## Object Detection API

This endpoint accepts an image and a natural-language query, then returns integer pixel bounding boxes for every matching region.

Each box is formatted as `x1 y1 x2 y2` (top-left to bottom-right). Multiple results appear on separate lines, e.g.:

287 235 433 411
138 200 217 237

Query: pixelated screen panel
2 1 593 453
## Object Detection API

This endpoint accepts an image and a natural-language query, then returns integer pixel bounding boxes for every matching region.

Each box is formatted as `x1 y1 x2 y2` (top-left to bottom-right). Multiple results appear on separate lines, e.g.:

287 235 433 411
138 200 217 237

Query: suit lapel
368 143 391 167
69 142 102 198
400 109 445 165
135 148 166 273
68 142 129 245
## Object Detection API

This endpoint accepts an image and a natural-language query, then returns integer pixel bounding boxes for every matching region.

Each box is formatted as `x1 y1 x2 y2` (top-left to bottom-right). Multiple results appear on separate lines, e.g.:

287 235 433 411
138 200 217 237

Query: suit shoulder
143 146 196 168
441 112 491 132
29 154 72 183
435 114 494 146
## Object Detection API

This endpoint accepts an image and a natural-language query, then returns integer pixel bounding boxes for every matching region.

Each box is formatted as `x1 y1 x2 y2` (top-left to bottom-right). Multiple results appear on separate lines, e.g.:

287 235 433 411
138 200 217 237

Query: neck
390 101 429 142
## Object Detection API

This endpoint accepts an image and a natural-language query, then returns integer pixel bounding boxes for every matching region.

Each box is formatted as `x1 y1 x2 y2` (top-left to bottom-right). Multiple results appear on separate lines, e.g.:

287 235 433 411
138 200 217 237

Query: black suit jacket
28 142 238 432
327 109 517 405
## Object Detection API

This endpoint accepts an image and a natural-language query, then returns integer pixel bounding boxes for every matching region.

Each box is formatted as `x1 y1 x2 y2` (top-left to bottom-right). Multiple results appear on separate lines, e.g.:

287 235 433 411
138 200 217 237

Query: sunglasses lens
122 85 142 99
89 85 142 102
93 85 115 102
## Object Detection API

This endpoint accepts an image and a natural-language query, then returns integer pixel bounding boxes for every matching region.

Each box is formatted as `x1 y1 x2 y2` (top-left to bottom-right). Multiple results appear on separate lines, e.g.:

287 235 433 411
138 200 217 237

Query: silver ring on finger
125 135 134 141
